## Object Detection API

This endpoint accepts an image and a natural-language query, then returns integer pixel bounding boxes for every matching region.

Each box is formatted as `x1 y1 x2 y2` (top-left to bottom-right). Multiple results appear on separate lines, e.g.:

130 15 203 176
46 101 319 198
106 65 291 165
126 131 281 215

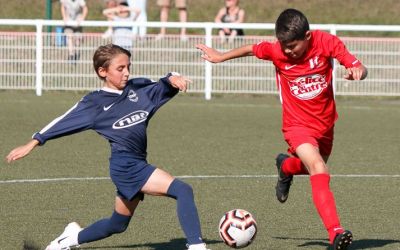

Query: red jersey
253 30 361 134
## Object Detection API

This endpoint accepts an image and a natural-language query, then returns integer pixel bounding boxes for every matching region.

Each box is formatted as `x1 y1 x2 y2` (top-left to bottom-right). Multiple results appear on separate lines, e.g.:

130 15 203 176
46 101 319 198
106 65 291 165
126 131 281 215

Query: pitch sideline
1 174 400 184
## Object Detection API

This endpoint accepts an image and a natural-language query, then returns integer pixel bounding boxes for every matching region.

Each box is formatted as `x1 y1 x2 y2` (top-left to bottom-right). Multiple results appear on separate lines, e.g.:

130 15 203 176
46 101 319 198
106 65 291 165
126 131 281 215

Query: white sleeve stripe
277 73 283 104
39 102 79 134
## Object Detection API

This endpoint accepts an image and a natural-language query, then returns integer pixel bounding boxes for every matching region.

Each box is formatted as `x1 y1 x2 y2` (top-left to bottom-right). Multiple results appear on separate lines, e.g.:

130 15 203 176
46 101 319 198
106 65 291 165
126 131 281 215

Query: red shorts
283 126 334 156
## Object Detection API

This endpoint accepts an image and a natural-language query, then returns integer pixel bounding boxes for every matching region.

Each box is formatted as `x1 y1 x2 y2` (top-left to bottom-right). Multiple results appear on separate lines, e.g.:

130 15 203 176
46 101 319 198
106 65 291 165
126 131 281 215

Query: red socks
282 157 309 176
282 158 344 243
310 173 344 243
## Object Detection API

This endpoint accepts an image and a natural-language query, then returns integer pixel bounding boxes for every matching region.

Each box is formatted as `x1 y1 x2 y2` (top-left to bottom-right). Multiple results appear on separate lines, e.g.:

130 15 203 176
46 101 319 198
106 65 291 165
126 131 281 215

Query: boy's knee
179 181 193 196
309 159 328 174
109 221 129 234
108 212 131 234
168 179 194 199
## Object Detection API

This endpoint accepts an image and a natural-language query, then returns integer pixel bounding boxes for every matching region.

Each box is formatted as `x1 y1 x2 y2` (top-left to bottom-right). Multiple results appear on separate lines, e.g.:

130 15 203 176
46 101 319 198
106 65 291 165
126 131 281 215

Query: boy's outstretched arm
344 64 368 80
6 139 39 163
196 44 253 63
168 74 192 92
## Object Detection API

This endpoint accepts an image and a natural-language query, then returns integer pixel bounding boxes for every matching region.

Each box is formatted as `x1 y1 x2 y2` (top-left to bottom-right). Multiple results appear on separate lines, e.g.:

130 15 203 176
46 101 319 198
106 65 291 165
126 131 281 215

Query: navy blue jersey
33 74 178 159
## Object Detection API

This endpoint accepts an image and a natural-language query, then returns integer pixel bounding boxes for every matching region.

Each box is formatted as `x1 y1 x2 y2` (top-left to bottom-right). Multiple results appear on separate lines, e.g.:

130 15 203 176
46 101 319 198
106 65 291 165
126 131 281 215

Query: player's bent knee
108 222 129 234
167 179 194 200
108 211 132 234
309 160 328 174
178 181 194 197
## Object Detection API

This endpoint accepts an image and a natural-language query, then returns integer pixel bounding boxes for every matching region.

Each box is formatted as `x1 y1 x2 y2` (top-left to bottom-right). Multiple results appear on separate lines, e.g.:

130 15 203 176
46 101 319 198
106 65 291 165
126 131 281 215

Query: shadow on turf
273 236 400 249
23 240 40 250
82 238 221 250
336 239 400 250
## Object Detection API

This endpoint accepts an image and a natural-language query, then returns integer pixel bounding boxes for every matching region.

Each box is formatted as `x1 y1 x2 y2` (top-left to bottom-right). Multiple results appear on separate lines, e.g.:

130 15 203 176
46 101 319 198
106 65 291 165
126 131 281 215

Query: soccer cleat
45 222 82 250
275 153 292 203
332 230 353 250
187 243 210 250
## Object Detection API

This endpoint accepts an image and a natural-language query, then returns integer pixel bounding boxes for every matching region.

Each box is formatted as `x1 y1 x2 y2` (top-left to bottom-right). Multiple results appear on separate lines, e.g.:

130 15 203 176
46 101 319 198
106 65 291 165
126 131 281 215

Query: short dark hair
275 9 310 43
93 44 131 80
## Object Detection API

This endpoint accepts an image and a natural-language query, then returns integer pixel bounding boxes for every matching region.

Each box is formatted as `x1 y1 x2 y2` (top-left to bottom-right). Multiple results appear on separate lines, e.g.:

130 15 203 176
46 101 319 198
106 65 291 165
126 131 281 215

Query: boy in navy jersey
6 44 210 250
196 8 367 250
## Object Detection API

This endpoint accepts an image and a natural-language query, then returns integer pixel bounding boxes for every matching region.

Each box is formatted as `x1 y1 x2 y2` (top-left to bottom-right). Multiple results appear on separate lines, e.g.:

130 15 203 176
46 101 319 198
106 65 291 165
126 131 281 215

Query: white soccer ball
218 209 257 248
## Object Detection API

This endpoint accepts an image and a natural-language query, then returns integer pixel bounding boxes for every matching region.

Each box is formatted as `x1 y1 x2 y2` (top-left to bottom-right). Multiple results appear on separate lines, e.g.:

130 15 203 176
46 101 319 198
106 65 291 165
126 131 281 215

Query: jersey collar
101 86 123 95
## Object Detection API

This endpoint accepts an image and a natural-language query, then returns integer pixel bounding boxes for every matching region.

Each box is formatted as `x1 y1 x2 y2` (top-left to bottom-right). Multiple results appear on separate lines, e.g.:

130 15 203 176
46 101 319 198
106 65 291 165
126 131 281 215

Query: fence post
204 23 213 100
35 20 43 96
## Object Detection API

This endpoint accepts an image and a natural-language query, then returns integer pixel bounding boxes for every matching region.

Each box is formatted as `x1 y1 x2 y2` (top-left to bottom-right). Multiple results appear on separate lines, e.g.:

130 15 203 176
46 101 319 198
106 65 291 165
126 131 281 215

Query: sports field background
2 0 400 36
0 91 399 250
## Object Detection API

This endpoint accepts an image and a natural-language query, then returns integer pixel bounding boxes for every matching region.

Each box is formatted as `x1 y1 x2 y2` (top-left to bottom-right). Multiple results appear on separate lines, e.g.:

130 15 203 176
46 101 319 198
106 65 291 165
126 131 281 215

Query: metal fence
1 19 400 98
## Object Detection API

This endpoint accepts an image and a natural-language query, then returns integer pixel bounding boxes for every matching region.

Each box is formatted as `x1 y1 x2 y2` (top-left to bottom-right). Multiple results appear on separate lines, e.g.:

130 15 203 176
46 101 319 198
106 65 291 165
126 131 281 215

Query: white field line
0 174 399 184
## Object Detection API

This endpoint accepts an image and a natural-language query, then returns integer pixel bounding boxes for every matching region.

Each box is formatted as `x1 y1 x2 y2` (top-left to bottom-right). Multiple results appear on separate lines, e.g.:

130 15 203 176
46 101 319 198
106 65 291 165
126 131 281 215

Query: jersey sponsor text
112 111 149 129
289 74 328 100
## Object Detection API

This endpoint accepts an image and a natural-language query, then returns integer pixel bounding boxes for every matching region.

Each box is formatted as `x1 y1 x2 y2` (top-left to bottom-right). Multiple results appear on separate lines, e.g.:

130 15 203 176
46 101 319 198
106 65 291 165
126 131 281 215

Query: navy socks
77 179 203 245
167 179 203 245
78 211 131 244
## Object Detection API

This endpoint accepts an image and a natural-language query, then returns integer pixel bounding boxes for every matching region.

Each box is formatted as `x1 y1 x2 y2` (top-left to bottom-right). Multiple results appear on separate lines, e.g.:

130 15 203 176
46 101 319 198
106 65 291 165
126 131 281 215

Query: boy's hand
196 44 224 63
169 75 192 92
6 139 39 163
344 65 368 80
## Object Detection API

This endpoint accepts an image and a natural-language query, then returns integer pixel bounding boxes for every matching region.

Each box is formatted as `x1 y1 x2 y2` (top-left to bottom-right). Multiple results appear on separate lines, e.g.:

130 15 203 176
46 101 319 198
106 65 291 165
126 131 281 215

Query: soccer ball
218 209 257 248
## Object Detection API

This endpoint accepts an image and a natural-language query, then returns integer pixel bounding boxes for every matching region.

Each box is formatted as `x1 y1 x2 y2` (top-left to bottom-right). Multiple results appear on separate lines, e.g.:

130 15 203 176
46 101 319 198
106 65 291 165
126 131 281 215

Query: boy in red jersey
196 8 367 250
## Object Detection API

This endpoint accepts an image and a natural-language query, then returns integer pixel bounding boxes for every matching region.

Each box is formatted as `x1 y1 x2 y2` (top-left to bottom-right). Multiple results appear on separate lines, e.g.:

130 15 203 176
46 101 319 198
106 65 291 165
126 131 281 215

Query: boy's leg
78 196 139 243
275 153 293 203
296 143 346 243
275 145 308 203
46 197 138 250
141 168 206 247
281 156 309 176
167 179 203 245
281 128 311 176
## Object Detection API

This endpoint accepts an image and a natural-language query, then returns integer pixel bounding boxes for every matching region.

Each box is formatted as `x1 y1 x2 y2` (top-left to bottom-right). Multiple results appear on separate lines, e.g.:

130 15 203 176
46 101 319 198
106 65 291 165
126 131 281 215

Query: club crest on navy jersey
128 89 138 102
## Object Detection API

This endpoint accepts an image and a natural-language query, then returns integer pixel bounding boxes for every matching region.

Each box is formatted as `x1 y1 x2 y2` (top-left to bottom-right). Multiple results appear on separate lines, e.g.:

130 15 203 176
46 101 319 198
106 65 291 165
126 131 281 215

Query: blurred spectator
156 0 187 41
127 0 147 38
60 0 88 61
102 0 119 39
103 1 140 49
215 0 245 44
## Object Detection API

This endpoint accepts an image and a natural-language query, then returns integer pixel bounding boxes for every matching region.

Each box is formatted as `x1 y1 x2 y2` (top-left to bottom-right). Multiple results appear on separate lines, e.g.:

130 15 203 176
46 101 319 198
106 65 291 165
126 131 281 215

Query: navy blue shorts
109 152 156 201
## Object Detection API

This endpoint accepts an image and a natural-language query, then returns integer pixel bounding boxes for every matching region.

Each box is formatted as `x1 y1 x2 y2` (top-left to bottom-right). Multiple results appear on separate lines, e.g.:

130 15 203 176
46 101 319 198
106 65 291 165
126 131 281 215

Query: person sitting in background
60 0 88 62
214 0 245 44
103 1 141 50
